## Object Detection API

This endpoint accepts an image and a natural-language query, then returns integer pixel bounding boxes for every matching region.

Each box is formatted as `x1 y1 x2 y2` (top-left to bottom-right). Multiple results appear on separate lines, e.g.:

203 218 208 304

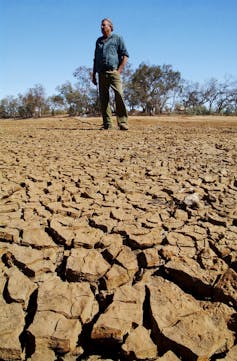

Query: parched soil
0 115 237 361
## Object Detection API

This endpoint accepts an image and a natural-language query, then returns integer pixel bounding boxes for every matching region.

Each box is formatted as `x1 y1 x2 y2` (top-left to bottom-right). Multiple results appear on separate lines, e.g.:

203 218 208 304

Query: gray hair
101 18 114 31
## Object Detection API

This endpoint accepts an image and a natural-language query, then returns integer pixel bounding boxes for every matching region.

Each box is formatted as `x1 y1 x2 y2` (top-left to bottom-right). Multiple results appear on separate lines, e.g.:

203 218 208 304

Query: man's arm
92 59 97 85
92 70 97 85
117 55 128 74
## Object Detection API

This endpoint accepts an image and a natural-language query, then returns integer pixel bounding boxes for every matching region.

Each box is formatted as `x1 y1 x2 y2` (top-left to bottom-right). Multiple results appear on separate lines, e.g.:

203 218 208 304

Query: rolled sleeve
118 36 129 58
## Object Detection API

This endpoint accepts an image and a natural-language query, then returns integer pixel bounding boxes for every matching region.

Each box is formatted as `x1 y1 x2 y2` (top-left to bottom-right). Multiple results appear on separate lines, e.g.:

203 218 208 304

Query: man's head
101 18 113 37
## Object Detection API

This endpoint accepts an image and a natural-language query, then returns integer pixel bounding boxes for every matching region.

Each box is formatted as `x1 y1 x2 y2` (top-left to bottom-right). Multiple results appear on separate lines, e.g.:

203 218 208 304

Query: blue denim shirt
93 33 129 73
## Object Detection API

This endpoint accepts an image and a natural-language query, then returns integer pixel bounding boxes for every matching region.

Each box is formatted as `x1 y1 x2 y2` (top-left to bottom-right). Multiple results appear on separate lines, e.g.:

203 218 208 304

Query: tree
180 77 237 115
48 95 65 115
126 63 181 114
28 84 47 117
0 102 7 118
153 64 181 113
215 78 237 114
73 66 92 94
126 63 157 113
181 81 203 111
228 86 237 114
0 96 19 118
1 63 237 118
73 66 101 114
56 82 86 116
200 78 219 113
16 84 48 118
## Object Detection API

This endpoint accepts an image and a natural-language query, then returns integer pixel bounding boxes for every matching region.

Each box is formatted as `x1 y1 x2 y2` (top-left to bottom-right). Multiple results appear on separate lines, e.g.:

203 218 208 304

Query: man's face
101 20 111 37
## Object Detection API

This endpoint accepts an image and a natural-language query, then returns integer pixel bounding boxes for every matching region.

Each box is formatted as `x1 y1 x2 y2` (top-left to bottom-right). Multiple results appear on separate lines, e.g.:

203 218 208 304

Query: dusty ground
0 115 237 361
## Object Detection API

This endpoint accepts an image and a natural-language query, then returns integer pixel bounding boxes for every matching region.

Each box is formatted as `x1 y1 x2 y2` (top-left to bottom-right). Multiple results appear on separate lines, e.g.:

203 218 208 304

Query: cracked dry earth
0 115 237 361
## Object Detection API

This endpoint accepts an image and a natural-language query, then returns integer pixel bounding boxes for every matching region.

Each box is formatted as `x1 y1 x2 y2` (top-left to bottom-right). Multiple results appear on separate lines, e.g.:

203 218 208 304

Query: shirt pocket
109 44 117 56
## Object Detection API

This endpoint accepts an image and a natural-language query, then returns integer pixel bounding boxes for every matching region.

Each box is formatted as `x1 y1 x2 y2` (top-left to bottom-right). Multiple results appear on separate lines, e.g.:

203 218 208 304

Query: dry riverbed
0 115 237 361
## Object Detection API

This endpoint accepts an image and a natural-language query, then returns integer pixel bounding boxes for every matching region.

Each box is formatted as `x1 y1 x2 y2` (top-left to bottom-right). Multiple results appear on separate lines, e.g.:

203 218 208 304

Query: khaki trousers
98 70 128 128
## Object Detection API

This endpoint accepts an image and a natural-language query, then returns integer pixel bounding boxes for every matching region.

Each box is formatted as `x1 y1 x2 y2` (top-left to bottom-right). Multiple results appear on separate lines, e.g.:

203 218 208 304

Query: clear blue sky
1 0 237 98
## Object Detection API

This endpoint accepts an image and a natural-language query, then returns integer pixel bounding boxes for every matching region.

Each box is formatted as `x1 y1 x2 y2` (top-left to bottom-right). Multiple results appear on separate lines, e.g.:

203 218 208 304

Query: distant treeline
1 63 237 119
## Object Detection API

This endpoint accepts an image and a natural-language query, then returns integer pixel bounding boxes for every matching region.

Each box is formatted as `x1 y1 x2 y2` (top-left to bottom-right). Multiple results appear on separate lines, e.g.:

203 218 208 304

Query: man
92 18 129 130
